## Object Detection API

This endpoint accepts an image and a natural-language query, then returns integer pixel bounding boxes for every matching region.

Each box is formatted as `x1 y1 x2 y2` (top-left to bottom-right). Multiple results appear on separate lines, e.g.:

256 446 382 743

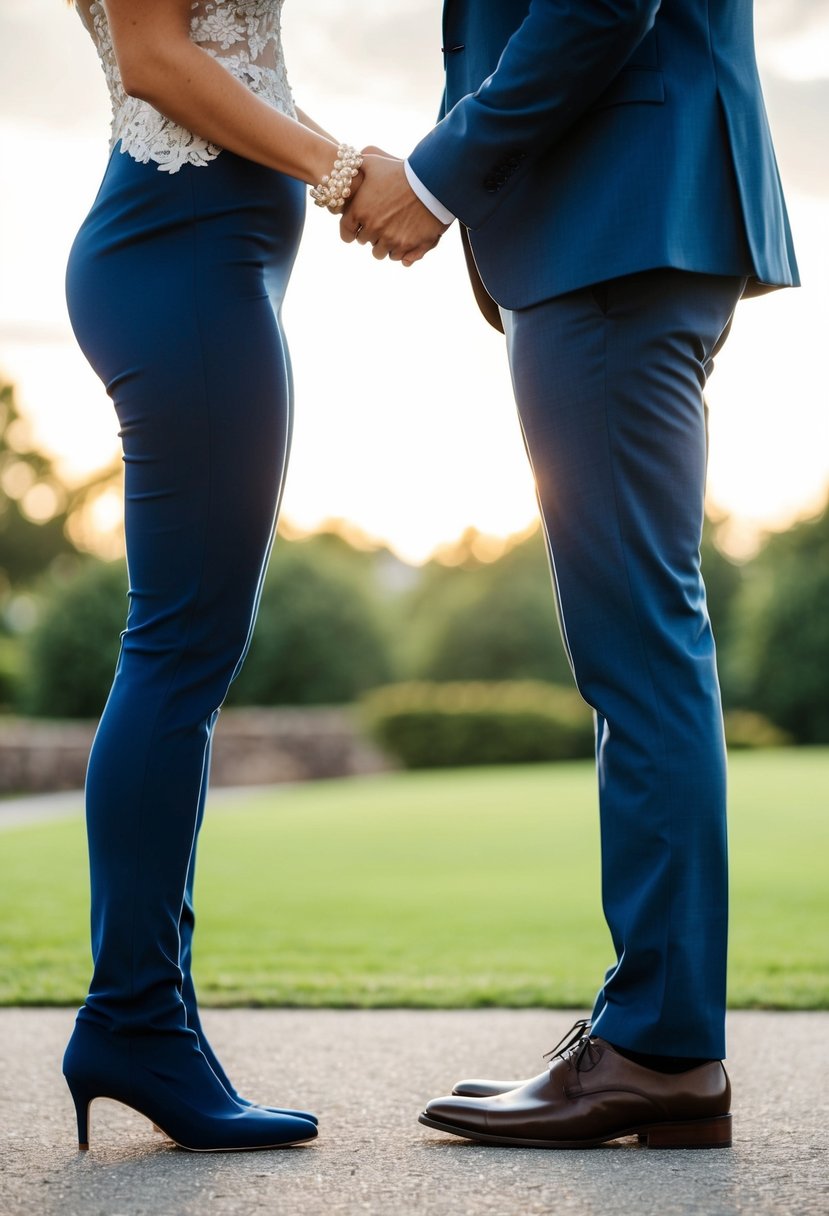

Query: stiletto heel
65 1076 94 1150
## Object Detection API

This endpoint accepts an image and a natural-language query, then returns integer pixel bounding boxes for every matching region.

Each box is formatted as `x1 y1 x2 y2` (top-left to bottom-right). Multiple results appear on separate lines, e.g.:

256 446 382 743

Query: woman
63 0 363 1152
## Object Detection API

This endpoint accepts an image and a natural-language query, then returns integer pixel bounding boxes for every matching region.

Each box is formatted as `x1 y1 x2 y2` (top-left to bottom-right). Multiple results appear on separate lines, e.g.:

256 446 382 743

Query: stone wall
0 708 393 794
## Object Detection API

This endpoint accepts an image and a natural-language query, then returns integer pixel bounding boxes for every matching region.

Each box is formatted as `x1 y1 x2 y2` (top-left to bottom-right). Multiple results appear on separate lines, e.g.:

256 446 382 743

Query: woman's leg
174 338 316 1122
62 153 314 1149
80 239 292 1038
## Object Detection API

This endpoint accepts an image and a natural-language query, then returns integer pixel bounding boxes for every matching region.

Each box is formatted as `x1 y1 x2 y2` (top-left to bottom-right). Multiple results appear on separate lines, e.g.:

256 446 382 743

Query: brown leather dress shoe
421 1037 732 1149
452 1018 591 1098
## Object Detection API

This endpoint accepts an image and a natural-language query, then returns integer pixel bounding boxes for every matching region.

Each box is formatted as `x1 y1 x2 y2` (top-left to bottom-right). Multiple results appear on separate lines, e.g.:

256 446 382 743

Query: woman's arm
104 0 341 186
295 108 338 144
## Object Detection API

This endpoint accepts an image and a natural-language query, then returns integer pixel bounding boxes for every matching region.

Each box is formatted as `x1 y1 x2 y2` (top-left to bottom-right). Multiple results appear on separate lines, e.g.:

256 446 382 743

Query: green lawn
1 750 826 1008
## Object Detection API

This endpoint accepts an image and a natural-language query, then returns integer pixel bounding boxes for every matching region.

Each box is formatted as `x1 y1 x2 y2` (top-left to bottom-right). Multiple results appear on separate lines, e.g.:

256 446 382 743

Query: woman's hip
66 144 305 369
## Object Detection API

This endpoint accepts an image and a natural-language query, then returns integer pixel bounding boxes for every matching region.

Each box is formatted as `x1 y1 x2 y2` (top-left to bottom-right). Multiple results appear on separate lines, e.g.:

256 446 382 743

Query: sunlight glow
1 10 827 567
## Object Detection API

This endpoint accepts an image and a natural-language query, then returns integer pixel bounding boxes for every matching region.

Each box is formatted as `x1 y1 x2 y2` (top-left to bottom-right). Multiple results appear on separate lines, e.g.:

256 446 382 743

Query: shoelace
542 1017 591 1065
566 1035 601 1073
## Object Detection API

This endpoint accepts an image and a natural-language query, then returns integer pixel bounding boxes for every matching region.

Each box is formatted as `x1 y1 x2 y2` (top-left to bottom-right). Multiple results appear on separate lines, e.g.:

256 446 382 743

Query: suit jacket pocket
587 68 665 113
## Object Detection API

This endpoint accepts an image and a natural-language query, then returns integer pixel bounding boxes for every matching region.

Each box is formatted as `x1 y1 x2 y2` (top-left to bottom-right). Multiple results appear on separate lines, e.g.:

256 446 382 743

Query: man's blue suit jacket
408 0 800 316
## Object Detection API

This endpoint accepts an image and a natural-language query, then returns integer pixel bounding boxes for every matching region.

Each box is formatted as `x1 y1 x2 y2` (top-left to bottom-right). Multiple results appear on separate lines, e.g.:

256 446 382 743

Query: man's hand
340 153 449 266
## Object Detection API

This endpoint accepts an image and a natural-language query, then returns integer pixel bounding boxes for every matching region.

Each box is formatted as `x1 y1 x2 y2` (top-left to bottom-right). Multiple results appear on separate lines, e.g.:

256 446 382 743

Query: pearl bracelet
310 144 363 212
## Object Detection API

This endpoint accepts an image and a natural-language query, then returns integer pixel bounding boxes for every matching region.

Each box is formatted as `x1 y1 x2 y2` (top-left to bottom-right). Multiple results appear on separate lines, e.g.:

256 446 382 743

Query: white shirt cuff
404 160 456 226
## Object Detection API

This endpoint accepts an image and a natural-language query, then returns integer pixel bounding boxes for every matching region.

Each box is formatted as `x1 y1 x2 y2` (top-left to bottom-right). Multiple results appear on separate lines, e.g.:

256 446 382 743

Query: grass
0 750 826 1008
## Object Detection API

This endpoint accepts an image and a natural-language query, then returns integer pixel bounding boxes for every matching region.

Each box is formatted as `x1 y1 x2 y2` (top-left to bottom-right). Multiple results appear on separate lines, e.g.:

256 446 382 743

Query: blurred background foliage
363 680 595 768
1 374 828 757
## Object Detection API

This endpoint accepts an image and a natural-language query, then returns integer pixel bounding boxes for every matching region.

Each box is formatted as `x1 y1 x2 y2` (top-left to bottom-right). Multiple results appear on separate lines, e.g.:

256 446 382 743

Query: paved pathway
0 1008 826 1216
0 786 281 830
0 789 85 829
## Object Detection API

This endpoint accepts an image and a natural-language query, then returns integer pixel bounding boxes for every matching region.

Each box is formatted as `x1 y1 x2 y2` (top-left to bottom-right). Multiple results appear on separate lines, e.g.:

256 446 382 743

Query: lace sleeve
79 1 295 174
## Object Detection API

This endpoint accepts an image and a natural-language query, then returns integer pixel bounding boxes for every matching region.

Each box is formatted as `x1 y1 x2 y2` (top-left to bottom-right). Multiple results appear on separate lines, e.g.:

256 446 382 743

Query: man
342 0 798 1149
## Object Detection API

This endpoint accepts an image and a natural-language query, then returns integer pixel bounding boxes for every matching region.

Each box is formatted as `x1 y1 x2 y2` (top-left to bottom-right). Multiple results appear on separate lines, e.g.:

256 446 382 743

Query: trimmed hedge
723 709 792 750
363 681 594 769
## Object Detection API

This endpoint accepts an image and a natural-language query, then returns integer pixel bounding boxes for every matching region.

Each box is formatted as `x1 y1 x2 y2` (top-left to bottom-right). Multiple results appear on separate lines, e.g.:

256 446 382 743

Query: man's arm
409 0 661 229
404 162 456 226
342 0 660 262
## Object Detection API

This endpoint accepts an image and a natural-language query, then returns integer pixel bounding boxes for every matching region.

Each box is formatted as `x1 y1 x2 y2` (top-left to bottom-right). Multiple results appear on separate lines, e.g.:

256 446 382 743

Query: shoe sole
84 1125 318 1153
166 1132 318 1153
418 1112 732 1150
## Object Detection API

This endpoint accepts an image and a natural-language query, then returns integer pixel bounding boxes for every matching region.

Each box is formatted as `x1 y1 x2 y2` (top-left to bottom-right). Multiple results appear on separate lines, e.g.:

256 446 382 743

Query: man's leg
504 270 745 1059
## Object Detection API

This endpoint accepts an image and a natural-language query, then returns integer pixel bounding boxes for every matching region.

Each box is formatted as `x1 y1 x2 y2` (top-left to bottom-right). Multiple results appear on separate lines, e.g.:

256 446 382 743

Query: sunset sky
0 0 826 563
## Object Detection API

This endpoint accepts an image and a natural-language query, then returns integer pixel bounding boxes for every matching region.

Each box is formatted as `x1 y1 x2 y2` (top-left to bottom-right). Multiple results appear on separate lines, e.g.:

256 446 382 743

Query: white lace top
76 1 295 173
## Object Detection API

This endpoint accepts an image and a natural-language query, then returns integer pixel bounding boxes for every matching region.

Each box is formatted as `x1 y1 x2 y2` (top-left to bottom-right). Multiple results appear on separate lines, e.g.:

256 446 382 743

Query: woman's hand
339 154 449 265
327 147 390 220
361 145 396 160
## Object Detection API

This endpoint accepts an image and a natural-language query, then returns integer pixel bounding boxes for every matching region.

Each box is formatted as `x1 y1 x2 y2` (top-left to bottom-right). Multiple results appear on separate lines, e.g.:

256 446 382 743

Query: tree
409 528 574 686
21 559 127 718
700 517 743 650
225 537 397 706
0 380 75 591
727 506 829 742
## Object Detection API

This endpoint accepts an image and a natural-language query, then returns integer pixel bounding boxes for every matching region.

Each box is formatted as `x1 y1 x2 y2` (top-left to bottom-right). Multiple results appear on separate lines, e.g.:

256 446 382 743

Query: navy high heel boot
178 752 317 1127
63 705 318 1152
63 1020 316 1151
64 619 319 1151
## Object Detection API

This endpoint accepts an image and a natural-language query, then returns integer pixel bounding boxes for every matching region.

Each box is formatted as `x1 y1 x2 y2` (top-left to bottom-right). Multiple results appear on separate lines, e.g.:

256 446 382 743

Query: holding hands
311 144 449 267
341 149 450 266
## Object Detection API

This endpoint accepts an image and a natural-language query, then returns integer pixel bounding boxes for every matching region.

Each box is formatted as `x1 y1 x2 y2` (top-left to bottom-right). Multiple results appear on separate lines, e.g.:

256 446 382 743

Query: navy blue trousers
503 270 745 1059
66 145 305 1034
